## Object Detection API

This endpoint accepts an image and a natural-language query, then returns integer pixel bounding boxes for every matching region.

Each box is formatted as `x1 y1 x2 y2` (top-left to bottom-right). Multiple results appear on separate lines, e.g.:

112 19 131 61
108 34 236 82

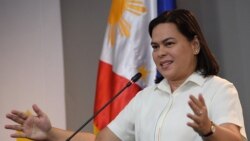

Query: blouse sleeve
210 81 247 140
107 90 143 141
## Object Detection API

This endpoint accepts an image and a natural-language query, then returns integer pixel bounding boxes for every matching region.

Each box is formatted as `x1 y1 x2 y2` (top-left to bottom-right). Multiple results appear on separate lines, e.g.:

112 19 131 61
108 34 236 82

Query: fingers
187 94 204 126
5 110 28 134
198 94 206 106
186 120 199 131
12 110 28 120
189 95 202 107
5 124 24 132
189 96 202 116
188 94 207 116
6 111 27 125
10 132 27 138
187 113 201 124
187 94 211 135
32 104 44 117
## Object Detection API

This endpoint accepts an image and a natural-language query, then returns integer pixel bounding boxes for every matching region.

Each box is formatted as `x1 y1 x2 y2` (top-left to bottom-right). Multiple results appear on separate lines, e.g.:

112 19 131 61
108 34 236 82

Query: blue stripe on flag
157 0 176 14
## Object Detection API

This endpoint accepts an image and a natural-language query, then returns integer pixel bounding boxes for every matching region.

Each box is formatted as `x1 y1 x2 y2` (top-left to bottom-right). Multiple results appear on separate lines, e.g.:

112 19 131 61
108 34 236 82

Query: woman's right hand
5 104 52 141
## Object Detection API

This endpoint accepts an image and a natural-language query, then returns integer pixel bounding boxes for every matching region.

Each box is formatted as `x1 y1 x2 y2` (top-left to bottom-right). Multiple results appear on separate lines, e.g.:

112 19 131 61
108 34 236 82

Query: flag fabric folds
157 0 176 14
94 0 176 133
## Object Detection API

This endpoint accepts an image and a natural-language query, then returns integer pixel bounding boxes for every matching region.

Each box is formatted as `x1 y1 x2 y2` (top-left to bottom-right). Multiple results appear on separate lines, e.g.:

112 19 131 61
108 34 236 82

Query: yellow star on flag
137 65 150 81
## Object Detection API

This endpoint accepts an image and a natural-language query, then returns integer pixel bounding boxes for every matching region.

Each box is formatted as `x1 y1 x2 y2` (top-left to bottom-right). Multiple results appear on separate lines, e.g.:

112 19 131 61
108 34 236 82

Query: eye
151 44 159 50
164 41 175 47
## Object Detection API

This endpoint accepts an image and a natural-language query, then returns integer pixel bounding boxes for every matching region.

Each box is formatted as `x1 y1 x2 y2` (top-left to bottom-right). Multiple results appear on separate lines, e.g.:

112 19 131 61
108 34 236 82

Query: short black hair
149 9 219 83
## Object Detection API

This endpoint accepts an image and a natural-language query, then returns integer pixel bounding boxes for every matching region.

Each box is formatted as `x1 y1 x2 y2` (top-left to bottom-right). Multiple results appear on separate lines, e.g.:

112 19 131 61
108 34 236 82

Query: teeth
161 61 173 68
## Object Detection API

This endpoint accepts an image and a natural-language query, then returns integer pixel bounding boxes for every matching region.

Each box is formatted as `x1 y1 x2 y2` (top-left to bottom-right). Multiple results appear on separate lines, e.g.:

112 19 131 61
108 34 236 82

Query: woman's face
151 23 199 82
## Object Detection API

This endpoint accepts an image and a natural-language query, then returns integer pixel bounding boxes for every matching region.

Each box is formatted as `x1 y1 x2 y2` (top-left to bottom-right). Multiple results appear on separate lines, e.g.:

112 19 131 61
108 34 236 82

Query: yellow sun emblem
137 65 150 81
108 0 147 47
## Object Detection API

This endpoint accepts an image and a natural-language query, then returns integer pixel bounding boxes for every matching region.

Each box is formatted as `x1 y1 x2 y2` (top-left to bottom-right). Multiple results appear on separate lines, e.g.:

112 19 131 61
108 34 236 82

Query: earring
196 50 199 54
194 49 199 55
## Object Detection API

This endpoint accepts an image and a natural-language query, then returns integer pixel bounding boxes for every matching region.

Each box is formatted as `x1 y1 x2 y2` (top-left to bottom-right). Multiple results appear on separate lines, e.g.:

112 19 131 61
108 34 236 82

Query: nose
157 45 167 58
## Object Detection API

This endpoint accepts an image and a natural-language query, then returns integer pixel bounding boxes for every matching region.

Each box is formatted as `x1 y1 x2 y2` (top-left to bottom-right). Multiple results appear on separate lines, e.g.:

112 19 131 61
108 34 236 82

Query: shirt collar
156 72 206 93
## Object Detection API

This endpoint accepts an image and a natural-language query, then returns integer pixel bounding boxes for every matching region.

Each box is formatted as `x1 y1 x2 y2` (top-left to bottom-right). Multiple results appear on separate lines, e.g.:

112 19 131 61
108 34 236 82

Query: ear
191 35 200 55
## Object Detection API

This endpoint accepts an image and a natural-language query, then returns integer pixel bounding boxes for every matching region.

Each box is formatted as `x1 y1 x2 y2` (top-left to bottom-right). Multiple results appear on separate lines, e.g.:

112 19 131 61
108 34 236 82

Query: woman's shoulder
135 83 161 99
205 75 233 86
139 84 158 94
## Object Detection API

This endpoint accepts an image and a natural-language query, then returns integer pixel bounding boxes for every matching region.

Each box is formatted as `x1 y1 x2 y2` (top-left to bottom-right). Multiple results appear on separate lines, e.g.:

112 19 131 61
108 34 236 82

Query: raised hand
187 94 212 136
5 104 52 140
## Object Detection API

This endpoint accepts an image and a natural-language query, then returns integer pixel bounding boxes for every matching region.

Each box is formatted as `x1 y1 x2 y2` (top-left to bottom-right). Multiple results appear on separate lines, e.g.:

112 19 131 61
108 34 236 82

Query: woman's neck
168 71 194 93
169 79 185 93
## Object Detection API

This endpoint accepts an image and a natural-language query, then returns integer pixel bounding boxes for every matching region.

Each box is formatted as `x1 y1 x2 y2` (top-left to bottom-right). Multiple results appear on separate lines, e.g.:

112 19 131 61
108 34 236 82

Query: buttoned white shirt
108 72 247 141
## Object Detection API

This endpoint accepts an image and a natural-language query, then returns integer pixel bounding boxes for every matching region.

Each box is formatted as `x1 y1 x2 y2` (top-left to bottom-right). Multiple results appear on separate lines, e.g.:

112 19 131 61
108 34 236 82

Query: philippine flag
94 0 176 133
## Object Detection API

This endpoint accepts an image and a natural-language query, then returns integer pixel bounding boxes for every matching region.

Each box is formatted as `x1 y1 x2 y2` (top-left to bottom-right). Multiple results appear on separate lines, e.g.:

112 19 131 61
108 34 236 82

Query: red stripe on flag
94 60 141 130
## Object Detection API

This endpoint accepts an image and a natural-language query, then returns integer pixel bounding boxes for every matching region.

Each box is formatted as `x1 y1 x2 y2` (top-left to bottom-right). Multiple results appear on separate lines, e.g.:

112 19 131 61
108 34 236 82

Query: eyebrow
151 37 175 45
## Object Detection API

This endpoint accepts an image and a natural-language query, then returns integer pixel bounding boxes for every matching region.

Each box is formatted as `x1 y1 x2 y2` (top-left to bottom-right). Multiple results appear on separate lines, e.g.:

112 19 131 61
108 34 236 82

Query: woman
5 9 247 141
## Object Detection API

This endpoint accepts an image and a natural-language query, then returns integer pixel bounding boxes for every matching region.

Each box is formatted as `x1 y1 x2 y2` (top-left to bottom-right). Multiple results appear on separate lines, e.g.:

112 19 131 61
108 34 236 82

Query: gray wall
61 0 249 138
0 0 66 140
60 0 111 132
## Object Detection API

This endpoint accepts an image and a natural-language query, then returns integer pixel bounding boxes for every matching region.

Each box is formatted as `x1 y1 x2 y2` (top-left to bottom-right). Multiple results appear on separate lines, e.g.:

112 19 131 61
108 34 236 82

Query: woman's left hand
187 94 212 136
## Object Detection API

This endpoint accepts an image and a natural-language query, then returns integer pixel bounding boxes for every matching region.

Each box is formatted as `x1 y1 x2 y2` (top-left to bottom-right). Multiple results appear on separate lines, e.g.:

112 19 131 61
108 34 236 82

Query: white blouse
108 72 247 141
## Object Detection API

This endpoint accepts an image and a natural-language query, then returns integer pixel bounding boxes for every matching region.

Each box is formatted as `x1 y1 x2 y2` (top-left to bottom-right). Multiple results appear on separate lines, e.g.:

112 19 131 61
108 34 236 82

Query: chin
161 71 176 81
160 73 171 80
